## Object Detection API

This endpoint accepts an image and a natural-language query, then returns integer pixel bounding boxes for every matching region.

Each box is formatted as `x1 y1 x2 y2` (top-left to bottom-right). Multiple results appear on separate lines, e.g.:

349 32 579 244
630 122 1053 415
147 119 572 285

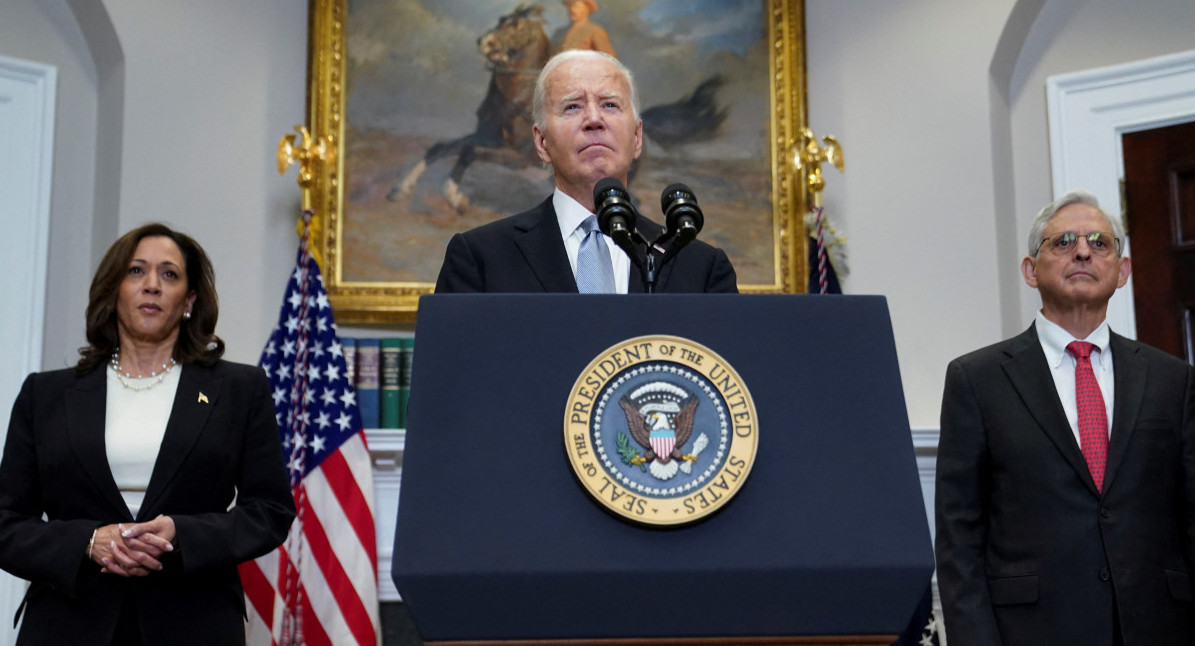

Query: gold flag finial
278 125 335 211
792 127 845 209
278 126 335 265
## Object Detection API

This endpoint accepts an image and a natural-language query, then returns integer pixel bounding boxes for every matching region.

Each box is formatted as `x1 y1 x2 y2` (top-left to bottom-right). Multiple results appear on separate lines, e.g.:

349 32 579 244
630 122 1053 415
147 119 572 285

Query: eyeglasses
1036 231 1121 257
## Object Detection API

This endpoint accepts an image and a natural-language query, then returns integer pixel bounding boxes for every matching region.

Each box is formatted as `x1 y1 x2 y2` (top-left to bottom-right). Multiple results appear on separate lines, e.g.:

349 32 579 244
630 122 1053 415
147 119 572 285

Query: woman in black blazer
0 224 296 645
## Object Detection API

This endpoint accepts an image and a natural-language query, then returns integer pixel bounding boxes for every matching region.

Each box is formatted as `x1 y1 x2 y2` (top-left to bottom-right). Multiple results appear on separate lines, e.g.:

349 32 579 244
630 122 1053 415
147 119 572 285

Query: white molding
365 428 405 602
1046 49 1195 339
0 53 55 400
0 53 57 644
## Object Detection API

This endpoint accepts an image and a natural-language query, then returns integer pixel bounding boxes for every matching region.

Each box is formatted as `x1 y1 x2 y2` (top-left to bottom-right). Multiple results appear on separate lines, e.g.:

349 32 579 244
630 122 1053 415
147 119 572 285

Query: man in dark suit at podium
935 189 1195 646
434 50 737 294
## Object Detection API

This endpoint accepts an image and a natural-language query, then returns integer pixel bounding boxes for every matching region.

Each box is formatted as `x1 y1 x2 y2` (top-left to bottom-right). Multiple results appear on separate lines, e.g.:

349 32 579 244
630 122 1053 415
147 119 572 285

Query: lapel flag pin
198 392 209 404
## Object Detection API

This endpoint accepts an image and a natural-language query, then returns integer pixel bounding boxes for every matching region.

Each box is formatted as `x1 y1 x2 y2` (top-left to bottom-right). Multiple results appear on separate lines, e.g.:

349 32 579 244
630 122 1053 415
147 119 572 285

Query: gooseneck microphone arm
591 179 709 293
593 177 656 292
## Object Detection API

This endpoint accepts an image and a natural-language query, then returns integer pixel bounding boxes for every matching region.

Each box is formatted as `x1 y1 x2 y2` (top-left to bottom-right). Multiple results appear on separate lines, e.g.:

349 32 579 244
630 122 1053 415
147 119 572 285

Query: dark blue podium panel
393 294 932 641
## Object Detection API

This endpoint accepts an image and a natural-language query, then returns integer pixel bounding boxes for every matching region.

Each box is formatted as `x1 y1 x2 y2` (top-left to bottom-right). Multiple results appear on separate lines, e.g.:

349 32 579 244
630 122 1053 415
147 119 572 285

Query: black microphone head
661 182 704 237
593 177 636 239
594 177 628 205
660 183 695 212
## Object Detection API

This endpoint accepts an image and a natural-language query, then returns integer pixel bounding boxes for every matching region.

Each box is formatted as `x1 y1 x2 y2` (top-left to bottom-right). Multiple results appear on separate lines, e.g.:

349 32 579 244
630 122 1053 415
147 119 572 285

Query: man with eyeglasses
935 189 1195 646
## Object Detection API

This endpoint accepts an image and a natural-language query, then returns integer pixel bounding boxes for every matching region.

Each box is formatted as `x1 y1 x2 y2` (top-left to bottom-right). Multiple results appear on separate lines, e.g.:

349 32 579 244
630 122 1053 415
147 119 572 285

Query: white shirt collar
553 188 592 241
1035 310 1111 368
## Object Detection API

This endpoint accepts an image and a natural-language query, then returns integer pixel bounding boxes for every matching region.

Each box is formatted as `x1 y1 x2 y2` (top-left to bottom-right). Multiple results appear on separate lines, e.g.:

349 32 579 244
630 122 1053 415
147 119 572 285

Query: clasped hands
88 514 176 577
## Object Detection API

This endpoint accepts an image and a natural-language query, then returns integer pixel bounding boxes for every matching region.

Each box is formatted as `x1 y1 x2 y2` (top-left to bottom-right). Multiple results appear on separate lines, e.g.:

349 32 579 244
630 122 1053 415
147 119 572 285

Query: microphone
593 177 637 247
660 183 704 248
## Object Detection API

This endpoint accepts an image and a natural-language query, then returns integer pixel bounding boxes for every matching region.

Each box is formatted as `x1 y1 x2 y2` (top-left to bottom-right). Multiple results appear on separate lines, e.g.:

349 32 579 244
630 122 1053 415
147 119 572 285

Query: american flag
239 215 380 645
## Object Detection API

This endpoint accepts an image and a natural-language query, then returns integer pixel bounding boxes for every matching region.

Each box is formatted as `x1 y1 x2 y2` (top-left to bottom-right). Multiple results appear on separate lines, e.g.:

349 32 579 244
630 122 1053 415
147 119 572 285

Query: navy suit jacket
434 196 738 293
935 324 1195 646
0 360 295 645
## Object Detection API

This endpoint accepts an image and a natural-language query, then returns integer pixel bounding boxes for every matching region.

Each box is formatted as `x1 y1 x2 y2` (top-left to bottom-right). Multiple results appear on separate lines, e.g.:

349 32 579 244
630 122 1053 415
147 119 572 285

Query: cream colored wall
100 0 307 366
0 0 102 370
805 0 1016 427
1007 0 1195 332
807 0 1195 428
0 0 306 371
6 0 1195 429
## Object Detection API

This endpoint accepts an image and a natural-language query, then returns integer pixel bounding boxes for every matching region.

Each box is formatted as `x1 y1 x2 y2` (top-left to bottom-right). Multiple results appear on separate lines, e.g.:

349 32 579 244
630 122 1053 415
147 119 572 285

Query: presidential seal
564 335 758 526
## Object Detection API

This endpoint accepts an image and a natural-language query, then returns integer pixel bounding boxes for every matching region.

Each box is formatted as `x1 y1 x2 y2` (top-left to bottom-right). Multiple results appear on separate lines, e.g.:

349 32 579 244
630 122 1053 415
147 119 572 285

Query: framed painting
307 0 809 322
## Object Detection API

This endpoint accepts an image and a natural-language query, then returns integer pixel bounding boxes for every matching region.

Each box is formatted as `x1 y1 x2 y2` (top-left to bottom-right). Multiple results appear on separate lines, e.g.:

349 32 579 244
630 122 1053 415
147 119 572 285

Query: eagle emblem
617 381 709 480
564 335 758 526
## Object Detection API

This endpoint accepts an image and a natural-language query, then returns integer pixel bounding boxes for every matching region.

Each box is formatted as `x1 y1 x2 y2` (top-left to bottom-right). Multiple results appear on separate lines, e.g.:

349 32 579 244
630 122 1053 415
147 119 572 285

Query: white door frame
0 53 56 644
1047 48 1195 339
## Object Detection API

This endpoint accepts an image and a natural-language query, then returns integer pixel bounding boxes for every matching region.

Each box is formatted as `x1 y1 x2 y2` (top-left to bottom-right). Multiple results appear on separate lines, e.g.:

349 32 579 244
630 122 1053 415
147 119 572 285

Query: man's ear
1116 255 1132 288
632 119 643 160
533 125 551 164
1020 256 1038 289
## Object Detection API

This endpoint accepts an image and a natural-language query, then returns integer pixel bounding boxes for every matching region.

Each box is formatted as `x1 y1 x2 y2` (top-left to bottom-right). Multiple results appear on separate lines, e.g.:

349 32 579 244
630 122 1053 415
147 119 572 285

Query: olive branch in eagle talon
616 433 647 472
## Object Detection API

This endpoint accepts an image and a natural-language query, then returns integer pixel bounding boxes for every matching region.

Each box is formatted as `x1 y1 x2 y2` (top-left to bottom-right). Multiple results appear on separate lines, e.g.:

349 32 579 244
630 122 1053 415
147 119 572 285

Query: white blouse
105 366 181 517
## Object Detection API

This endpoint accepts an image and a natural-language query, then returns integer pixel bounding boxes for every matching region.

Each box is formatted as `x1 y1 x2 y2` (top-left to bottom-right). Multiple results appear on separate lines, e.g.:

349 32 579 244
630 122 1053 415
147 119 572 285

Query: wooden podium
393 295 931 644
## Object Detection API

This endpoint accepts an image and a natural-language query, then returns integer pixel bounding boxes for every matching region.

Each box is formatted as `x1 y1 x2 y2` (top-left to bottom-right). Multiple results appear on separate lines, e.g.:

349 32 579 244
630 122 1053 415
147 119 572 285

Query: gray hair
532 50 640 129
1027 189 1125 258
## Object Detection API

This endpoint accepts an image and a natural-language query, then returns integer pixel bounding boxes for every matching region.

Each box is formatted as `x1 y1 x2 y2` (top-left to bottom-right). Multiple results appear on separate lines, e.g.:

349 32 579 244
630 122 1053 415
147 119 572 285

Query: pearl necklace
109 351 177 391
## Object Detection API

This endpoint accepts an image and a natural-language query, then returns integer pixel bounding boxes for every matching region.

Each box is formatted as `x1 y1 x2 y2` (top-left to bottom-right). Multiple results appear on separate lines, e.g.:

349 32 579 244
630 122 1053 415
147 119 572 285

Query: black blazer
0 360 296 645
434 196 738 293
935 324 1195 646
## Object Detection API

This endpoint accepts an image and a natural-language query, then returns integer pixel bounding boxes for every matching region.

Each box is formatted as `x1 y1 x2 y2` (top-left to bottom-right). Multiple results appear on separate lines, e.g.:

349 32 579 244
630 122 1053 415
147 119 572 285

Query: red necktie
1067 341 1108 492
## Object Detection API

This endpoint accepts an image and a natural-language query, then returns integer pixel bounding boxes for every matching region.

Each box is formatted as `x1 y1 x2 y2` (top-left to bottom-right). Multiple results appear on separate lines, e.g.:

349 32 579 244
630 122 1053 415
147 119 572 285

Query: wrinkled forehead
546 59 629 102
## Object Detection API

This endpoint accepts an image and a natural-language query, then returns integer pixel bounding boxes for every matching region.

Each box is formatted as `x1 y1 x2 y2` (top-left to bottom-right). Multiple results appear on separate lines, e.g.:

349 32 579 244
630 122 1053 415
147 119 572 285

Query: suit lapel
1002 325 1100 495
64 365 132 519
1103 333 1145 494
513 199 578 293
138 363 220 520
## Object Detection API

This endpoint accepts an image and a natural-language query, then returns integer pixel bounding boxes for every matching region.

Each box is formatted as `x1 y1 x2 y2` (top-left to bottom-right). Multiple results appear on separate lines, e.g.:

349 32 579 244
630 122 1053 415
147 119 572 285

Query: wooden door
1121 120 1195 363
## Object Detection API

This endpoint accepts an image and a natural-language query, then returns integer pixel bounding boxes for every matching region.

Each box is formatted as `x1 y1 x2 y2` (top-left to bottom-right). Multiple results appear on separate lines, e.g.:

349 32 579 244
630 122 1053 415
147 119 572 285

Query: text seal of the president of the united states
564 335 758 526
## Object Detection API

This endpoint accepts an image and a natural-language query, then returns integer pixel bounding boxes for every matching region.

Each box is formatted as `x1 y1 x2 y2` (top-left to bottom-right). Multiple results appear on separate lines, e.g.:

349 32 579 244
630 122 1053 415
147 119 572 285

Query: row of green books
343 337 415 430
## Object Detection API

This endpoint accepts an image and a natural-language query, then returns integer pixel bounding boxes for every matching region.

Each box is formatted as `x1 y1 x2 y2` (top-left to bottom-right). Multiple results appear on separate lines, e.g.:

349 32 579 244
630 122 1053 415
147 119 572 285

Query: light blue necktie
576 215 615 293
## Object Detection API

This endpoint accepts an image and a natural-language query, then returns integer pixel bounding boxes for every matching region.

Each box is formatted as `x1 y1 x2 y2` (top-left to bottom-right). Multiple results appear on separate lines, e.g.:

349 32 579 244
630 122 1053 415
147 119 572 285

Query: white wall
0 0 102 370
806 0 1195 429
100 0 307 365
1007 0 1195 331
805 0 1016 427
0 0 306 371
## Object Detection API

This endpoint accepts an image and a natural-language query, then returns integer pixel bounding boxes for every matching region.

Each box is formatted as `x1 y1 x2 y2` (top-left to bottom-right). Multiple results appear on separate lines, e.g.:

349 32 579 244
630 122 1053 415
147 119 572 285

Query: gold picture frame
306 0 809 323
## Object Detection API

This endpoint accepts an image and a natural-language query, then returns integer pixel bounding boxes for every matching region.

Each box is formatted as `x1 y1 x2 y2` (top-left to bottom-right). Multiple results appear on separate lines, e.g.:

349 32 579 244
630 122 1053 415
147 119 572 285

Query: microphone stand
608 229 658 293
643 252 657 294
640 223 697 293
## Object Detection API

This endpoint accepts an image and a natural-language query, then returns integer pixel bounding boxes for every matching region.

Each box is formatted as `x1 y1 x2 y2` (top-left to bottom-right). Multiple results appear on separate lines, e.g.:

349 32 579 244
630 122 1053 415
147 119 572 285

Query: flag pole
793 128 845 294
243 125 379 646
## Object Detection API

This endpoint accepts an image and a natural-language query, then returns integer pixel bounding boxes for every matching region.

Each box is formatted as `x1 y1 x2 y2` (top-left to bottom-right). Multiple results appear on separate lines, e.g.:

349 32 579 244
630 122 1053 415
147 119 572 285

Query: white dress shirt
1035 310 1115 445
553 188 630 294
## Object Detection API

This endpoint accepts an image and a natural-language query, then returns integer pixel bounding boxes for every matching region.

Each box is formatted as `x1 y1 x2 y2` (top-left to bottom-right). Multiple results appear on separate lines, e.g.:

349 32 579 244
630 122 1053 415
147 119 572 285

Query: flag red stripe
319 447 378 562
301 502 379 645
238 561 276 627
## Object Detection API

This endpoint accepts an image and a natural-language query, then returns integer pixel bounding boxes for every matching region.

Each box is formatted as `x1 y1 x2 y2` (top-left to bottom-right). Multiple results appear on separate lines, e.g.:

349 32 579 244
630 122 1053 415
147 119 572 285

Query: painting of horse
389 3 551 211
340 0 770 285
